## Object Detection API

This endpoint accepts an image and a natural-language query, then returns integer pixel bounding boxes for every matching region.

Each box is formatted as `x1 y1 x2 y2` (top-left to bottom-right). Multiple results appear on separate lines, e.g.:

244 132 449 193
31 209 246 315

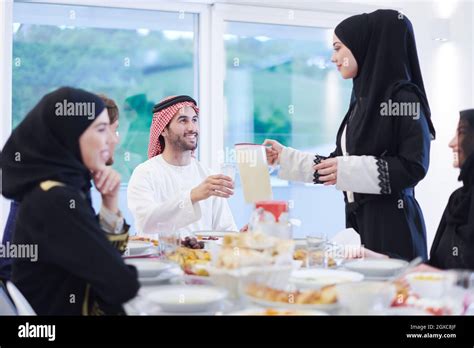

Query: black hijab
334 9 435 156
445 109 474 226
1 87 105 201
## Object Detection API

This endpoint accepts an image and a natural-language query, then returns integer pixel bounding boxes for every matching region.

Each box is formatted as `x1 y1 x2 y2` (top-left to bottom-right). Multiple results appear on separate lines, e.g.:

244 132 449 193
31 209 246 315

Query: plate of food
167 246 212 277
244 283 340 313
289 269 364 290
193 231 236 245
405 272 450 299
343 259 408 278
230 307 328 316
144 285 228 313
129 235 159 247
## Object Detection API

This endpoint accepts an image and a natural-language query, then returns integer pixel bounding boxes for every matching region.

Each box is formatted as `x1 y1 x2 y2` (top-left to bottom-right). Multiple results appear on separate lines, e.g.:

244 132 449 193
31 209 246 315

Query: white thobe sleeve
127 165 202 234
335 155 385 194
211 197 238 232
278 147 316 183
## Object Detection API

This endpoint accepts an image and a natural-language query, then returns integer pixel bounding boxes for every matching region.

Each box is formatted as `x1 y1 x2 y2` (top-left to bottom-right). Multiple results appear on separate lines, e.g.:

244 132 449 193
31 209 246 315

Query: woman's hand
239 224 249 233
313 158 338 186
345 246 389 259
93 167 121 214
262 139 284 165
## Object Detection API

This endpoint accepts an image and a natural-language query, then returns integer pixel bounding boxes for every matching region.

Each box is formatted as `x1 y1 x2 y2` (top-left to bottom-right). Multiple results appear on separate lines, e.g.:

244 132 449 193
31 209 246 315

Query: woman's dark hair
97 94 119 124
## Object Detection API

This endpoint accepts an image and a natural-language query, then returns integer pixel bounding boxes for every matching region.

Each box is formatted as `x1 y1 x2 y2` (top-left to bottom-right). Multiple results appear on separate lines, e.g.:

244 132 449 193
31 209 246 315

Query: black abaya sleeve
376 90 431 194
34 185 140 305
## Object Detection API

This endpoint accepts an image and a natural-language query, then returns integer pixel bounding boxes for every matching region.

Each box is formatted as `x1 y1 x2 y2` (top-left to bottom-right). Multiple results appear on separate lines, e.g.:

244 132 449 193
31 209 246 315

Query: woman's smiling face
331 33 358 79
449 118 474 168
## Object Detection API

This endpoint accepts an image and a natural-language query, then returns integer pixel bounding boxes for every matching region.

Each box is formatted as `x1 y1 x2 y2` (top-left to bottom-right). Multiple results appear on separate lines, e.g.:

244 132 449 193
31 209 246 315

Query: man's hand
190 174 234 204
262 139 284 165
93 167 121 214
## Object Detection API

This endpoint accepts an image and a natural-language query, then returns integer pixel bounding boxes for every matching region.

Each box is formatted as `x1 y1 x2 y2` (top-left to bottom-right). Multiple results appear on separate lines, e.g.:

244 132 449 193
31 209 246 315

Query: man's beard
168 132 199 152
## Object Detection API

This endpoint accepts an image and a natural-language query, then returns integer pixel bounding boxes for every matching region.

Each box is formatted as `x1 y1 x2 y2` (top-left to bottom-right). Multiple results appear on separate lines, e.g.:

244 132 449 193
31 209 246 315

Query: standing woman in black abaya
264 10 436 260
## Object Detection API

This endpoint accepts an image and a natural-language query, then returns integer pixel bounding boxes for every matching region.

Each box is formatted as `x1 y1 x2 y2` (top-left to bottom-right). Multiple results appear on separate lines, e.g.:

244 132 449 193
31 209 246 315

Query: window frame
0 0 397 235
208 3 384 171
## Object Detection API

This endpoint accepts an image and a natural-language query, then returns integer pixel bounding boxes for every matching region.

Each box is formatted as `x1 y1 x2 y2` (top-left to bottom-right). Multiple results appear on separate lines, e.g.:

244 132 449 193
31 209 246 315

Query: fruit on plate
181 236 205 249
167 247 211 276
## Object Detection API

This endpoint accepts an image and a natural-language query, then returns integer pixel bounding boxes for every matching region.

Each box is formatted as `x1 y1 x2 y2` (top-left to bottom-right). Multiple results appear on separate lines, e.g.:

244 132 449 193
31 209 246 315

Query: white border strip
0 0 13 240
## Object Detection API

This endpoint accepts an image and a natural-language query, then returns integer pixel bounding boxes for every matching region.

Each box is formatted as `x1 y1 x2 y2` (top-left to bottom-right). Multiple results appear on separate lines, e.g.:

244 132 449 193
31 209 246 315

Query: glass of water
220 162 236 182
306 234 328 268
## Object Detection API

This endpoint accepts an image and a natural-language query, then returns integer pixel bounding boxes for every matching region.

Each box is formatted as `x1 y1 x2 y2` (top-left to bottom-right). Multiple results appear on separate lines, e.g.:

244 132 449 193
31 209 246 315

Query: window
13 2 198 182
7 2 357 237
12 2 199 232
222 20 352 237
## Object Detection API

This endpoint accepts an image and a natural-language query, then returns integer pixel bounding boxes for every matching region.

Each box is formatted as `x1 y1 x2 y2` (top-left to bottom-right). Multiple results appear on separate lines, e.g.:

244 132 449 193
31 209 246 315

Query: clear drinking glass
306 234 328 268
156 223 179 257
220 162 236 182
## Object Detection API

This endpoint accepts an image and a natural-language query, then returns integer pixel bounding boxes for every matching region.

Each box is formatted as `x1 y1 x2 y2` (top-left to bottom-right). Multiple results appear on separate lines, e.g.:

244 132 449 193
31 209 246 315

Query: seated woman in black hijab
1 87 139 315
265 10 435 261
427 109 474 270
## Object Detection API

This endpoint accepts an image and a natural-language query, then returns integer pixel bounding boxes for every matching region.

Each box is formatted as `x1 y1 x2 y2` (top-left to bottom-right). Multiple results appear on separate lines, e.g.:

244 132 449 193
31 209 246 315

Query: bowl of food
335 281 396 314
244 283 339 313
405 272 448 299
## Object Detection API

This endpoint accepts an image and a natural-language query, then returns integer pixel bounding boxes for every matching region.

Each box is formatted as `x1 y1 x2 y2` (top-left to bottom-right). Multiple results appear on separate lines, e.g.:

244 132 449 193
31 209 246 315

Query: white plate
230 307 328 316
128 241 154 256
247 296 340 313
193 231 236 245
343 259 408 277
290 269 364 290
139 268 183 286
145 285 228 313
125 259 172 278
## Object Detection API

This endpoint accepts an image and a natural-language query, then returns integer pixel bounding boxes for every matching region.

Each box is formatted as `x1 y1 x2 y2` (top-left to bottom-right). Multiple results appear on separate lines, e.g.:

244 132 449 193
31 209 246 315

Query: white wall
0 0 13 242
398 0 473 250
219 0 474 250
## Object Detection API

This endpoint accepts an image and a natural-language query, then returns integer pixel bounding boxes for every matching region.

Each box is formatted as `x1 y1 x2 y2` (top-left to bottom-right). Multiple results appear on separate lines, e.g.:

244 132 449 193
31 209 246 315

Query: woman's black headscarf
334 9 436 156
1 87 105 201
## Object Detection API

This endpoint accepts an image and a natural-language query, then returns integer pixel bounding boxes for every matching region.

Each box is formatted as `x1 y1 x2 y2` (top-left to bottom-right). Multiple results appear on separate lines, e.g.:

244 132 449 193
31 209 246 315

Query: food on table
199 235 219 241
167 247 211 276
129 235 159 247
245 283 337 305
181 236 205 249
214 232 295 269
248 308 320 316
411 274 444 281
391 280 411 306
293 248 307 261
293 248 336 268
215 247 273 269
223 231 294 253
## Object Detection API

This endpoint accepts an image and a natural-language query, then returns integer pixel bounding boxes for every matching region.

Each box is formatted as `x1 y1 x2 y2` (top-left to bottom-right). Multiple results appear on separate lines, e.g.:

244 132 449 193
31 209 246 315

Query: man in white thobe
127 95 237 235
